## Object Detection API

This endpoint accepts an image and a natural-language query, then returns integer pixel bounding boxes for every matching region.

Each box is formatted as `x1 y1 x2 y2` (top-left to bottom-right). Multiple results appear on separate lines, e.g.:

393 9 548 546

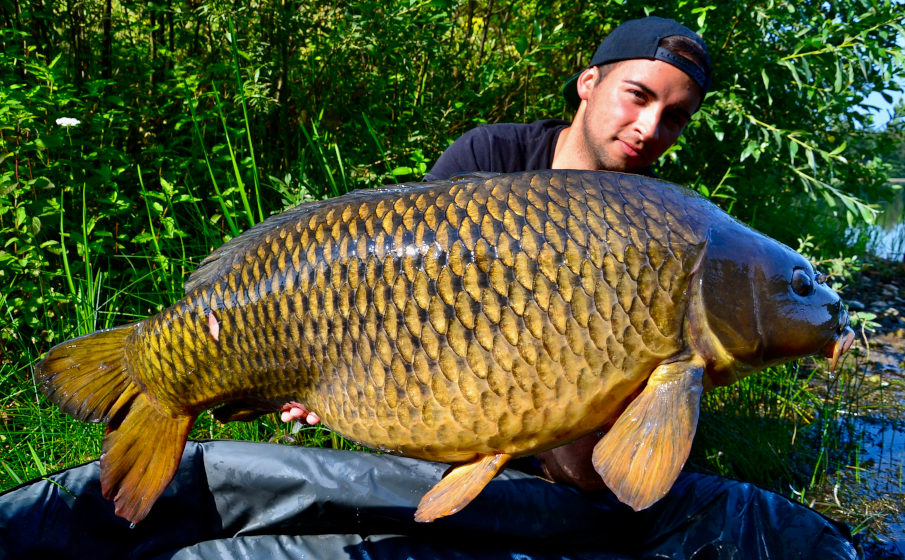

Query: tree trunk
66 0 87 89
276 0 294 171
167 0 174 74
149 4 157 84
101 0 112 79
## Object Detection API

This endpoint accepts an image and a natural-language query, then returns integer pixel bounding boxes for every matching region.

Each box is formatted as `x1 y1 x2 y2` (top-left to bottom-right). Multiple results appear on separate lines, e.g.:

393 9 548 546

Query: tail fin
36 324 195 524
100 394 193 522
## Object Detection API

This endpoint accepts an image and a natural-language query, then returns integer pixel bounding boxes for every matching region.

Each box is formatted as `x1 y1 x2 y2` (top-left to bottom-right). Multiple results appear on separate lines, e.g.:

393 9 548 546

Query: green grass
691 359 858 500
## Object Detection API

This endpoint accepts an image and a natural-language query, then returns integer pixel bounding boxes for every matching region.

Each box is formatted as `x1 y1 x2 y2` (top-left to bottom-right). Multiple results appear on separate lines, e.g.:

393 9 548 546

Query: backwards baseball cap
562 16 711 109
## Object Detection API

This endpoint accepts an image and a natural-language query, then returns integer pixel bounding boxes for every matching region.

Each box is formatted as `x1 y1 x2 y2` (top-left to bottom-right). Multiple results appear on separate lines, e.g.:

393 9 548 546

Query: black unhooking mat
0 440 857 559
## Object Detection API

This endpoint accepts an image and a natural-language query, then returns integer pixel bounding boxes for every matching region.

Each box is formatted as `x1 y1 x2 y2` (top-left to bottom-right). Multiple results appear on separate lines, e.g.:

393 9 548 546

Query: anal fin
101 393 194 524
592 360 704 511
415 453 511 522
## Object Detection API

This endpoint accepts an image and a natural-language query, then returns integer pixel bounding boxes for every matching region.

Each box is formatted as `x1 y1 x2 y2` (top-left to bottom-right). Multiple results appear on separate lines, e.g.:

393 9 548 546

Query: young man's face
575 58 702 173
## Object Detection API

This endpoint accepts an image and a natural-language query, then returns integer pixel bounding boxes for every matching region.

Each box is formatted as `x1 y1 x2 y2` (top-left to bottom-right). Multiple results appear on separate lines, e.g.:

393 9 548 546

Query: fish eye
791 268 813 296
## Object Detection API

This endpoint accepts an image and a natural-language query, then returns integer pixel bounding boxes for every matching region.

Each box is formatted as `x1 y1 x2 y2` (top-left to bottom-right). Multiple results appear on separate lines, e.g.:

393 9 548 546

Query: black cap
562 16 711 109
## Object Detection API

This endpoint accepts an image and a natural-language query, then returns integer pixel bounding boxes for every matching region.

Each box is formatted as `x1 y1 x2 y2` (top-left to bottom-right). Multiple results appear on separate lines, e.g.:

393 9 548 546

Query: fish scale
36 169 854 524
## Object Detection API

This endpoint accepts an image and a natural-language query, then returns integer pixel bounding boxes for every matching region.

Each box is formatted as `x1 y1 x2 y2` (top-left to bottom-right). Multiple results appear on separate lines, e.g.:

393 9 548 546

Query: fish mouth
822 307 855 371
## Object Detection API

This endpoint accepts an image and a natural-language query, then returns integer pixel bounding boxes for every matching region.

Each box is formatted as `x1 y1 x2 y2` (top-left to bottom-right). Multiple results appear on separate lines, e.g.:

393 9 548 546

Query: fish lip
822 308 855 370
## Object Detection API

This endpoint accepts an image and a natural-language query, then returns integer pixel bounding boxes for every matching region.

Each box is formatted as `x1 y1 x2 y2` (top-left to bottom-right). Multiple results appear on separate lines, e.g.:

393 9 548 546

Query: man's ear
576 66 599 102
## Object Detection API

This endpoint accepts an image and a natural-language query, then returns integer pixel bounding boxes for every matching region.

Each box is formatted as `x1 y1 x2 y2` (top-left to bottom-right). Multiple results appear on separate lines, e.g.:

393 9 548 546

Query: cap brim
562 72 581 110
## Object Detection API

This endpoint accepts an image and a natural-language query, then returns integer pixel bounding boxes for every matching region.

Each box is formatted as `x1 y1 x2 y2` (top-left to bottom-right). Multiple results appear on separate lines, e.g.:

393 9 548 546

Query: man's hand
535 432 608 491
279 401 321 425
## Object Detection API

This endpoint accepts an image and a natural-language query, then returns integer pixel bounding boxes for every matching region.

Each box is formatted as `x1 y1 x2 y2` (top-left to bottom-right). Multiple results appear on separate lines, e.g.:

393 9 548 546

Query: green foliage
0 0 902 504
692 357 881 509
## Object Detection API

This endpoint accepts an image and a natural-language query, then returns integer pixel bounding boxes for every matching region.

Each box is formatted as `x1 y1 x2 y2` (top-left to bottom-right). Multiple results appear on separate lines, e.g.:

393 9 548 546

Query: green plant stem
136 164 173 297
81 181 95 331
227 17 263 224
363 114 397 183
183 84 241 239
212 82 256 228
779 18 900 61
58 189 76 298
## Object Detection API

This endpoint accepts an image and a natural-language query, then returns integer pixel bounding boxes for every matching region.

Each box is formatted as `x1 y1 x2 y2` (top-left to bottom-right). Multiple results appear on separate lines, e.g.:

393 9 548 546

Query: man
425 15 712 491
424 15 710 182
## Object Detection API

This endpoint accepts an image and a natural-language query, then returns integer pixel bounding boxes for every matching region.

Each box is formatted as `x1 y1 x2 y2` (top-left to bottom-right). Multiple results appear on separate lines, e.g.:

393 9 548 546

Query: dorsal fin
185 201 322 294
184 183 427 294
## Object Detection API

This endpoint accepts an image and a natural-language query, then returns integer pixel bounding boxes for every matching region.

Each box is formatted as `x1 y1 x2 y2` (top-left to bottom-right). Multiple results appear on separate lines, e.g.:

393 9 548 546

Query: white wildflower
56 117 81 127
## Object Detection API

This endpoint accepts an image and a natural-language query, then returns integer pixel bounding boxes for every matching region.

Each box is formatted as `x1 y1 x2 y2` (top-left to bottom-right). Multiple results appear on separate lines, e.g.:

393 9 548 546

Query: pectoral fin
592 360 704 511
415 453 511 522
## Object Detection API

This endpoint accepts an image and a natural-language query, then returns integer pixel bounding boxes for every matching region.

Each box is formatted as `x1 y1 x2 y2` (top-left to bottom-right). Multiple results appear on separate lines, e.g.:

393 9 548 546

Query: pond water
828 325 905 558
850 416 905 557
866 183 905 261
866 222 905 261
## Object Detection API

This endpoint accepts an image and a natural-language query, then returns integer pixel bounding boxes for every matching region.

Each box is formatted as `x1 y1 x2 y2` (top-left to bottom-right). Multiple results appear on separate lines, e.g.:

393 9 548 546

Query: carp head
689 224 855 387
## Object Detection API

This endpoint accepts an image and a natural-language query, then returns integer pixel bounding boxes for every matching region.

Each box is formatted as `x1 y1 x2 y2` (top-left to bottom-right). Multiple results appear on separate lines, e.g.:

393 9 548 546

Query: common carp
36 170 854 524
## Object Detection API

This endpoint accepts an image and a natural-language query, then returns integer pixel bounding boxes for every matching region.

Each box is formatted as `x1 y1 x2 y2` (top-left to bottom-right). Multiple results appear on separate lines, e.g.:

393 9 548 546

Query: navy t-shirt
424 119 569 181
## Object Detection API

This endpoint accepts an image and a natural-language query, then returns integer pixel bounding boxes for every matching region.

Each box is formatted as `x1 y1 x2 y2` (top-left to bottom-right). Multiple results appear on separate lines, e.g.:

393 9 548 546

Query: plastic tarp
0 440 857 559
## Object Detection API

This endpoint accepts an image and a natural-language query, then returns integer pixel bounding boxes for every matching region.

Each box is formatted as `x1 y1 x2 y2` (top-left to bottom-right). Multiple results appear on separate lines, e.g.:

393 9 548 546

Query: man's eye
665 112 686 126
627 89 646 101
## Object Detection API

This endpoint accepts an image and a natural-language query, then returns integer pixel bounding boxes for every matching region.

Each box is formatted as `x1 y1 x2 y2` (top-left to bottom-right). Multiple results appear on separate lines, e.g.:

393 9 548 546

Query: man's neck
550 125 574 169
552 124 593 170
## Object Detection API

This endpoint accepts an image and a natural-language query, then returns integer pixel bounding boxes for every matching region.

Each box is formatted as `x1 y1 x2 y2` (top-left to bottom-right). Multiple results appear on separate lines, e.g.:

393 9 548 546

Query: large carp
37 170 854 524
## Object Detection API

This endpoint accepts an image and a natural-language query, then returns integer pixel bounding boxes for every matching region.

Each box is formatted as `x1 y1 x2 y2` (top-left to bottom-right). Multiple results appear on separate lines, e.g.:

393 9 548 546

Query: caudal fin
100 393 193 522
36 324 195 523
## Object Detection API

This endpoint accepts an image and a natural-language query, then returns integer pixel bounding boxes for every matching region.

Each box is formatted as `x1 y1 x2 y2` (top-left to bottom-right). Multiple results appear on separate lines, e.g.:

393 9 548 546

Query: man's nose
635 107 661 142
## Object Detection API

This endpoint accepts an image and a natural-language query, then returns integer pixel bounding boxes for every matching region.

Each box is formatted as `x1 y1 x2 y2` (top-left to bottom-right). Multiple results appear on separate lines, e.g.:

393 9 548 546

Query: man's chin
601 161 647 174
597 152 650 174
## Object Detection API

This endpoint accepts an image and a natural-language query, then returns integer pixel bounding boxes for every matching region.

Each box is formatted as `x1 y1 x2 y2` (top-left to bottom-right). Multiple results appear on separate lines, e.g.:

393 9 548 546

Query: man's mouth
618 139 644 159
